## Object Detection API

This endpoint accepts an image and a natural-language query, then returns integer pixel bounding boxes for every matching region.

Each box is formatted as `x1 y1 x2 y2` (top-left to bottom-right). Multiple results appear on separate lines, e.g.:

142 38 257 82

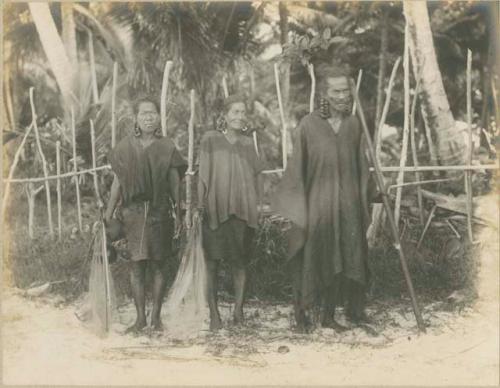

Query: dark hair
132 96 160 116
315 63 351 92
222 94 247 115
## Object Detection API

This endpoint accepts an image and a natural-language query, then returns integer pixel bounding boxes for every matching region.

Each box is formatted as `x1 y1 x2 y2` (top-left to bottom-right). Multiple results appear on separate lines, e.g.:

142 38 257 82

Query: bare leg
232 266 246 325
126 260 147 333
206 259 222 331
150 260 167 331
290 254 309 333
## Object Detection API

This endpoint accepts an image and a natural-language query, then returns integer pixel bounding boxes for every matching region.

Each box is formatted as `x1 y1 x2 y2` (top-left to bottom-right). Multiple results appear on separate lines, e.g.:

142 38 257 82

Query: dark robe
272 112 374 309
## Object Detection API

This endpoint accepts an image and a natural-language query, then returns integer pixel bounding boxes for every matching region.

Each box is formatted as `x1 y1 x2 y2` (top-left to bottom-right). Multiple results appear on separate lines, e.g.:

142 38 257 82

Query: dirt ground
2 196 499 386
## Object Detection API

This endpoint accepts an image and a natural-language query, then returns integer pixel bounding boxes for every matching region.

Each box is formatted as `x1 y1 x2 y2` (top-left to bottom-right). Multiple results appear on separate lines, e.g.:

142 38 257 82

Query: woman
198 95 265 331
105 96 186 333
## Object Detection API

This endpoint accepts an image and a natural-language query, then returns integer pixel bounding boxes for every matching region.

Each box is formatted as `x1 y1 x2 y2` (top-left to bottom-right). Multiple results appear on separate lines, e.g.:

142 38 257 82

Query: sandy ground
2 196 499 386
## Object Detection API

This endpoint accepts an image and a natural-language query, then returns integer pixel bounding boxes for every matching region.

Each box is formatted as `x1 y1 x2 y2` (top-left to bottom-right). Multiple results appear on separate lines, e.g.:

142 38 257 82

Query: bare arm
105 174 121 223
168 168 181 221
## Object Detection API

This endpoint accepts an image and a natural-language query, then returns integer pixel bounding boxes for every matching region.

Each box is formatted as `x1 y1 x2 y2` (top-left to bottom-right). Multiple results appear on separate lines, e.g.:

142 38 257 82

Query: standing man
272 65 375 333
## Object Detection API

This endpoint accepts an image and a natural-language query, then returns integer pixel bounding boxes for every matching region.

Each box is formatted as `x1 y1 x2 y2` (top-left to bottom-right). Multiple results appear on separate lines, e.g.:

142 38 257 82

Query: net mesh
163 212 208 336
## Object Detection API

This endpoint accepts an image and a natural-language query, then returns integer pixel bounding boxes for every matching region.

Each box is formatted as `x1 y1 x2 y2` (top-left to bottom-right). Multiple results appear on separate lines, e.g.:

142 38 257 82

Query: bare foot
151 319 164 332
233 308 244 326
125 320 147 335
210 315 223 331
321 318 349 332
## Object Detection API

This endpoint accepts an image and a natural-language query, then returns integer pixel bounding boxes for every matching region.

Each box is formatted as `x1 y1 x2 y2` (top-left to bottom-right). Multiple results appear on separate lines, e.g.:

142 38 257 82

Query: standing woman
198 95 265 331
105 96 186 333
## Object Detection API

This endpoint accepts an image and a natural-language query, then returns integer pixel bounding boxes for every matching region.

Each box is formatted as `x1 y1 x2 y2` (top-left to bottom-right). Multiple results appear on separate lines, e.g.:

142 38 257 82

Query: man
272 65 375 333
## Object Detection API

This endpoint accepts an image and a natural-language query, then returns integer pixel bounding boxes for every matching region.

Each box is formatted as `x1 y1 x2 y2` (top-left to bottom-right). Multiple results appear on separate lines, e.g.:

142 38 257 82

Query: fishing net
163 212 209 336
76 220 117 337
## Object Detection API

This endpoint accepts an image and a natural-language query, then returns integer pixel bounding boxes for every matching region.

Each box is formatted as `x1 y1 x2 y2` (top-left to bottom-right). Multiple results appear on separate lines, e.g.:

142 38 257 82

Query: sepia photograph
2 1 499 385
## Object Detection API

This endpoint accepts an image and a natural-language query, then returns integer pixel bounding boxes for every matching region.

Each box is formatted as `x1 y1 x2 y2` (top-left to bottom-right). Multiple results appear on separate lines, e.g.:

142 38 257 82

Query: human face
325 76 352 114
225 102 247 131
136 101 160 134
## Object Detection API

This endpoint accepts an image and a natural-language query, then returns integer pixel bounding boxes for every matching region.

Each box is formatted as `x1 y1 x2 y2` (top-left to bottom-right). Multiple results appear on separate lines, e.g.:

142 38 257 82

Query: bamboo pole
465 49 474 242
350 79 426 333
56 141 62 240
71 107 83 231
410 76 424 224
30 88 54 236
351 69 363 115
111 62 118 147
374 57 402 163
160 60 173 137
2 123 33 219
395 27 411 229
308 63 316 113
274 63 288 170
88 30 99 104
185 89 195 230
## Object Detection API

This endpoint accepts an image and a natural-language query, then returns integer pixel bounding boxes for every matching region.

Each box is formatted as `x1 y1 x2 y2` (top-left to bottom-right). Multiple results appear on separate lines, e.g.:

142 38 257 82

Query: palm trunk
404 1 466 169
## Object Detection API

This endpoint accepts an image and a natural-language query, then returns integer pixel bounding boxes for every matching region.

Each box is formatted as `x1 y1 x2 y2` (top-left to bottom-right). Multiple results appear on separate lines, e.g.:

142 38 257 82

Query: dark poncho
108 136 186 208
272 112 374 308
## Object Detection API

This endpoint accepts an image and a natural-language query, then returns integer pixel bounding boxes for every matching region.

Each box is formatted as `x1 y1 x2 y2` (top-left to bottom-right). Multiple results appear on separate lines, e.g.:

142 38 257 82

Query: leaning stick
56 141 62 240
71 107 83 231
395 28 410 229
2 123 33 219
417 205 437 250
350 79 426 333
88 30 99 104
374 57 401 163
465 49 474 242
111 62 118 147
160 60 173 137
308 63 316 113
185 89 195 230
274 63 288 170
351 69 363 115
410 76 424 224
30 88 54 236
89 119 102 209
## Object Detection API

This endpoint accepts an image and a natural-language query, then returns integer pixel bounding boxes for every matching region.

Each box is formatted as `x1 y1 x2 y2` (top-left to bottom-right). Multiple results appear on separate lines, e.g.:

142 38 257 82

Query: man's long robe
272 112 374 308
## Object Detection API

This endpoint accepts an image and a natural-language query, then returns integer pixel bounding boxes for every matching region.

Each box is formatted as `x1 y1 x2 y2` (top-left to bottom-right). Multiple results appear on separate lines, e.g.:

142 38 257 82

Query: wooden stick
89 119 103 208
374 57 401 163
5 165 111 184
395 27 410 229
26 184 44 239
350 79 426 332
222 76 229 98
371 164 499 172
160 60 173 137
410 75 424 224
111 62 118 147
274 63 288 170
2 123 33 219
88 30 99 104
446 219 461 239
351 69 363 115
56 141 62 240
30 88 54 236
308 63 316 113
465 49 474 242
417 205 437 250
491 77 498 122
185 89 195 229
387 177 455 193
71 107 83 231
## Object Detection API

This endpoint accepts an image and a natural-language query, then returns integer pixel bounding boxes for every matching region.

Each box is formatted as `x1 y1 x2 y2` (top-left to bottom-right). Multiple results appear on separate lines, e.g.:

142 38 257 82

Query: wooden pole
308 63 316 113
88 30 99 104
274 63 288 170
410 76 424 225
395 27 411 229
2 123 33 219
374 57 401 163
30 88 54 236
417 205 437 250
71 107 83 231
185 89 195 230
89 119 103 209
352 69 363 115
465 49 474 242
350 79 426 332
56 141 62 240
111 62 118 148
222 76 229 98
160 60 173 137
